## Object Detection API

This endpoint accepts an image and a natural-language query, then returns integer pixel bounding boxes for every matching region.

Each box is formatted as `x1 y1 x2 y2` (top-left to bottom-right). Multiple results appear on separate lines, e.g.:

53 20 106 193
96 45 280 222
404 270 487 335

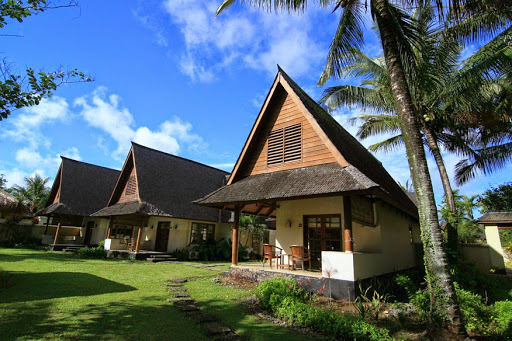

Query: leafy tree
440 190 482 244
0 0 92 121
478 182 512 213
239 214 267 247
217 0 468 330
10 173 50 213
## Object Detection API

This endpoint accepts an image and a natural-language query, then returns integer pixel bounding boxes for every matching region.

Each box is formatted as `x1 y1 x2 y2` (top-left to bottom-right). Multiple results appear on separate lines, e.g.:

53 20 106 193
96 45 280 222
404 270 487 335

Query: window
190 223 215 244
267 123 302 165
111 224 134 239
352 196 375 226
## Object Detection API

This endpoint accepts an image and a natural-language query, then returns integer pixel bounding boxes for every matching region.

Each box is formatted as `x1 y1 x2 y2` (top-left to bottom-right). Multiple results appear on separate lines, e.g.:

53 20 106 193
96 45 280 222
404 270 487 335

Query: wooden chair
263 244 282 269
290 245 312 271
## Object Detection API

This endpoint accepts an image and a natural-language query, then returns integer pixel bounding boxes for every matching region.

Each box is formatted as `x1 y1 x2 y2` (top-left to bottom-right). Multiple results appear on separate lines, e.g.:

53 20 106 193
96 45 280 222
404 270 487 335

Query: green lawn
0 248 309 340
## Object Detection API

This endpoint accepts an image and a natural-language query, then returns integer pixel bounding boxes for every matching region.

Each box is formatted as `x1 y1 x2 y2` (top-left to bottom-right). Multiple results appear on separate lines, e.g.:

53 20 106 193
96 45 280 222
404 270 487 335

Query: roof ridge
131 141 229 175
60 156 120 172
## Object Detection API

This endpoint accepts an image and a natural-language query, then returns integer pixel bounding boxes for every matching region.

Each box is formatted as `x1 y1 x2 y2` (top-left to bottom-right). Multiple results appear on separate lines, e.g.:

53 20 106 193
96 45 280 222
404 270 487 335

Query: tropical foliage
8 174 50 213
477 182 512 213
0 0 91 121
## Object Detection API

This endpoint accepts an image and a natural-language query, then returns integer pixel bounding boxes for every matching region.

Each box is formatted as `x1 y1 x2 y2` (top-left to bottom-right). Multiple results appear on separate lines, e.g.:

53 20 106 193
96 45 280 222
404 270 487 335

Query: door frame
303 214 343 268
155 221 171 252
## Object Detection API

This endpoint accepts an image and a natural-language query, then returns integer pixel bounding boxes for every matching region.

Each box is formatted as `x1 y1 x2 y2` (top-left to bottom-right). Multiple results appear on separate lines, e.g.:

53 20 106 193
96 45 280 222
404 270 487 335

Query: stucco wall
82 217 110 245
461 244 493 272
276 197 419 280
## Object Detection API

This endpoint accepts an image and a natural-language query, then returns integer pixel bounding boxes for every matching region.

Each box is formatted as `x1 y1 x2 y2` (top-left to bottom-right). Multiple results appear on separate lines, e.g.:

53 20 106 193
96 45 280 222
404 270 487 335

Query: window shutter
267 123 302 165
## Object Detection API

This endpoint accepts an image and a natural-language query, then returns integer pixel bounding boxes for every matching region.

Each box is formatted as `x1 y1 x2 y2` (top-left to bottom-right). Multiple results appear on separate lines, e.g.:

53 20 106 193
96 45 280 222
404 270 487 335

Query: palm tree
216 0 469 330
239 214 267 247
11 174 50 213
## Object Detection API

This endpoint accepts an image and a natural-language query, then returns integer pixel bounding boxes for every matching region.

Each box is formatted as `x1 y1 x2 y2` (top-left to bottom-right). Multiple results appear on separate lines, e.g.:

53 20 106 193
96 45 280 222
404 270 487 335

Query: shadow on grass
0 249 85 263
0 271 136 303
0 297 208 340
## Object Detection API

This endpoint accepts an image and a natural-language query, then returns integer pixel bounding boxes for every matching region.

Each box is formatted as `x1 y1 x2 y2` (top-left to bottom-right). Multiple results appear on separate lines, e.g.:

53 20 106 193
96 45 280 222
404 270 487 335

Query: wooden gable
46 164 63 205
108 150 139 205
230 72 347 183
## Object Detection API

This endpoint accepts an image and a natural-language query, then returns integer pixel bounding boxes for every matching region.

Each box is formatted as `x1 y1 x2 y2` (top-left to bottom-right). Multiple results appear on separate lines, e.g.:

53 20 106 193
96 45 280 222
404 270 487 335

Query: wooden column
44 217 50 235
135 226 143 253
343 196 353 252
232 205 241 265
53 223 61 245
106 218 113 239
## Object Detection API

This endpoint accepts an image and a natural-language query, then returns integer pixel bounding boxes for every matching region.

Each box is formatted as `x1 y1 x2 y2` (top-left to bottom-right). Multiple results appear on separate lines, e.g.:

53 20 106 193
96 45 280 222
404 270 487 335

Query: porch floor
232 261 323 278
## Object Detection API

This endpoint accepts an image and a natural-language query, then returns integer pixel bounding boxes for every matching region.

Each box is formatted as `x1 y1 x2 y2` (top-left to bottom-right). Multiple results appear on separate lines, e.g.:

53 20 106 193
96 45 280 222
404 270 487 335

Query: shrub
255 278 393 340
255 277 306 310
492 301 512 338
73 247 107 259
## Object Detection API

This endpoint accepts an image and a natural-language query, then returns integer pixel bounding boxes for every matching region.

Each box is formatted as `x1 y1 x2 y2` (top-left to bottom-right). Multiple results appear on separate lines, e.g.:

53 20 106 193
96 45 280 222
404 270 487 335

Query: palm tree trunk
422 123 459 256
373 0 463 334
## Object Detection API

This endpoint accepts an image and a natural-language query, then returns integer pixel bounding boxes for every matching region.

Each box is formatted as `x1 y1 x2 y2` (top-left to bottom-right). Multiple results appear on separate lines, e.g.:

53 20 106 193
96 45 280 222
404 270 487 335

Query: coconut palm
10 174 50 213
216 0 465 329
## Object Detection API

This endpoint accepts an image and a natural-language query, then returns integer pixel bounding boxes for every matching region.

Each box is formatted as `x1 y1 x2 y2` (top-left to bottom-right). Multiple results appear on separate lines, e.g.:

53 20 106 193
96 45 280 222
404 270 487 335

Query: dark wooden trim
53 223 61 245
343 196 353 252
232 205 241 265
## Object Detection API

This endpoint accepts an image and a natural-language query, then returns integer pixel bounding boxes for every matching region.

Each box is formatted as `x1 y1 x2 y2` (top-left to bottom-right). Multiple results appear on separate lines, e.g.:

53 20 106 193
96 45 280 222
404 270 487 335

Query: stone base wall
228 267 356 301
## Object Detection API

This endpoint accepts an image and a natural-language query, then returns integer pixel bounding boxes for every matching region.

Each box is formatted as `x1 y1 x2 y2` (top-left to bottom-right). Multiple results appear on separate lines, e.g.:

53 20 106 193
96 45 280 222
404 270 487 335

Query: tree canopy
0 0 92 121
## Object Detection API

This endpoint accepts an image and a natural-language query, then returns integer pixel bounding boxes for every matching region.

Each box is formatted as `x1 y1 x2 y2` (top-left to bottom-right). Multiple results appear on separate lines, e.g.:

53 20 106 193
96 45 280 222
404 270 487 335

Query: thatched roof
93 142 231 222
477 211 512 224
195 67 417 218
0 189 27 215
37 157 120 217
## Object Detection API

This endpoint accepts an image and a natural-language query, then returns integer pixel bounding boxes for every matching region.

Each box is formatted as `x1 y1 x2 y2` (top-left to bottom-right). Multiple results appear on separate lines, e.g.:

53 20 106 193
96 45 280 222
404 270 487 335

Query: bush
255 278 393 340
492 301 512 338
73 247 107 259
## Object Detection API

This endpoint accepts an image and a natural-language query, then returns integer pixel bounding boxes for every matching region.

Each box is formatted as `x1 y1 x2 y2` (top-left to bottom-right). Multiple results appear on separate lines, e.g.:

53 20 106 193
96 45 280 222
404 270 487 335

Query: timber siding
118 167 138 203
244 91 338 177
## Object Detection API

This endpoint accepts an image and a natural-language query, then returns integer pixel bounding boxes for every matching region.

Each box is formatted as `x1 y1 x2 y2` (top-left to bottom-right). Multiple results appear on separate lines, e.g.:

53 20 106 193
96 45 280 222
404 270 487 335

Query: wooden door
304 214 342 268
83 221 94 246
155 222 170 252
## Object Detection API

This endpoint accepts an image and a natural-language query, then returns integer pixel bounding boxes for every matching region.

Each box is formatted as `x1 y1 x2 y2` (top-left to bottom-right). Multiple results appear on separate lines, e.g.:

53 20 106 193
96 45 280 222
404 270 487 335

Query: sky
0 0 509 217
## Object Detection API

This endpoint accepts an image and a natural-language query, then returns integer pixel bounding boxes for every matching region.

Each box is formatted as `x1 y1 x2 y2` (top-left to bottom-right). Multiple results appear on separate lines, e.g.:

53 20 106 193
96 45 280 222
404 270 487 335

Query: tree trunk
422 123 459 257
373 0 463 334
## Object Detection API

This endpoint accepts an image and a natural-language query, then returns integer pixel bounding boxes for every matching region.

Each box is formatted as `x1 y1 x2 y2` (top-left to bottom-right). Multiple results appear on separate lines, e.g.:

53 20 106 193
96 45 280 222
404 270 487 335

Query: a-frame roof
93 142 230 222
37 157 120 216
196 67 418 218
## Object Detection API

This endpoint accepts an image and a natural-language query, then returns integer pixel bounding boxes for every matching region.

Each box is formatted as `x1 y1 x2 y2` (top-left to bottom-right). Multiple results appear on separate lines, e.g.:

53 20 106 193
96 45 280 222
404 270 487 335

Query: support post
343 196 353 252
232 205 241 265
135 226 143 253
44 217 50 234
106 218 113 239
53 223 61 245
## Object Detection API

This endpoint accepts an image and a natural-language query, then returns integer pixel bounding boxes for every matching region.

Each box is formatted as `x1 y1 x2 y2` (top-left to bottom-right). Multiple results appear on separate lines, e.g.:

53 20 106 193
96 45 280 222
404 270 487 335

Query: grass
0 248 309 340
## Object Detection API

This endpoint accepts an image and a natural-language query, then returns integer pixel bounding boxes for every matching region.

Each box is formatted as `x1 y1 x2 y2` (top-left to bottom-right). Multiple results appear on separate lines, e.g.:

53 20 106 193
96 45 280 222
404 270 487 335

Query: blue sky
0 0 508 216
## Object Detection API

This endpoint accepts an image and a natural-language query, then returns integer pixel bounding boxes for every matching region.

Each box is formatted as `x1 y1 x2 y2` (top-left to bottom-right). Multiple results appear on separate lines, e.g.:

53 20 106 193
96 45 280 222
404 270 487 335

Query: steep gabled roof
37 157 120 216
93 142 230 222
196 67 417 217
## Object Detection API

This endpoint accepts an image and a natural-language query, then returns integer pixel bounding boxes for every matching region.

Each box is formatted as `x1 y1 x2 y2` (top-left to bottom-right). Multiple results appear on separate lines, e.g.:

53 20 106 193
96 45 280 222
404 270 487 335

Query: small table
277 254 292 270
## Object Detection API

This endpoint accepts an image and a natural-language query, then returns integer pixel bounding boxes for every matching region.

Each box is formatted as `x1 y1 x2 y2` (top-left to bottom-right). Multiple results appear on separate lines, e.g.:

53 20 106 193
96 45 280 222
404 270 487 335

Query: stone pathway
167 278 245 340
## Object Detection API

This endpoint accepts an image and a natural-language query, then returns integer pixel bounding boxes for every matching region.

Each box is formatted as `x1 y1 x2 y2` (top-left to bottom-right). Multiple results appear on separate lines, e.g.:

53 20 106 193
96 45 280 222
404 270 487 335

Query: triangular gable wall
108 150 139 205
46 163 63 205
230 73 347 183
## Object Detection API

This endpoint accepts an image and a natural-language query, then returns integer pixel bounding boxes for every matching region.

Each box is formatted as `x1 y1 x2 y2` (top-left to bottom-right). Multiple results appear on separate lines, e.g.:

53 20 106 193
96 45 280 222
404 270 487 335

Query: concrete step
146 257 177 263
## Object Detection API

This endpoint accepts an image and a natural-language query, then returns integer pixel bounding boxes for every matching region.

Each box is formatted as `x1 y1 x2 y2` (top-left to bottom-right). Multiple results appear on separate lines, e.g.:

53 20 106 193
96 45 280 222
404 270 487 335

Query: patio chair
263 244 282 269
290 245 312 271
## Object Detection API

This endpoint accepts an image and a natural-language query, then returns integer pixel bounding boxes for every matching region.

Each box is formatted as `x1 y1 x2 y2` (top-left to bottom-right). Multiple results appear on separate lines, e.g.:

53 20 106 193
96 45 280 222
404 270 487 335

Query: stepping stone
166 283 183 287
202 323 232 336
186 312 218 323
167 298 194 304
174 292 190 298
168 278 187 283
215 335 246 341
167 286 187 291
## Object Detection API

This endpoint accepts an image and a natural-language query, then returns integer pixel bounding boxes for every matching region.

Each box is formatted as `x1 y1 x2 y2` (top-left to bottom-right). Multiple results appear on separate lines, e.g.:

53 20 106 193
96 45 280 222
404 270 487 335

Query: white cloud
76 87 206 159
132 7 169 47
161 0 327 81
3 97 70 149
1 167 49 188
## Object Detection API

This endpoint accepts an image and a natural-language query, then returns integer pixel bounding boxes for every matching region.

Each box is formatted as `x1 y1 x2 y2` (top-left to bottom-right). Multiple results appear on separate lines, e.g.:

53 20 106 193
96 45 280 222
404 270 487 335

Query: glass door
304 214 342 268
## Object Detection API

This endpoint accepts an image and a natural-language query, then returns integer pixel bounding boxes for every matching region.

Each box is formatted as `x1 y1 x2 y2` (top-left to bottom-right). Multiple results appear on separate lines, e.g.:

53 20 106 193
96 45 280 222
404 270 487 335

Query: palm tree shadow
0 271 135 303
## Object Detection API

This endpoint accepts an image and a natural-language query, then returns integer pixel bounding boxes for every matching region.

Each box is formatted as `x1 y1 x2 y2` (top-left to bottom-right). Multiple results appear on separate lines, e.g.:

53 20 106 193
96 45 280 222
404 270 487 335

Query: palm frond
318 0 365 85
368 134 404 153
320 85 394 113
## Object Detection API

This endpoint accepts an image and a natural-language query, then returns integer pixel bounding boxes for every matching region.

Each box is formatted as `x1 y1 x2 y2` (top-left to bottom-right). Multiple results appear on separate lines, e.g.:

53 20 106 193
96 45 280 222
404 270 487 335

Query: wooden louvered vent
267 123 302 165
125 175 137 196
